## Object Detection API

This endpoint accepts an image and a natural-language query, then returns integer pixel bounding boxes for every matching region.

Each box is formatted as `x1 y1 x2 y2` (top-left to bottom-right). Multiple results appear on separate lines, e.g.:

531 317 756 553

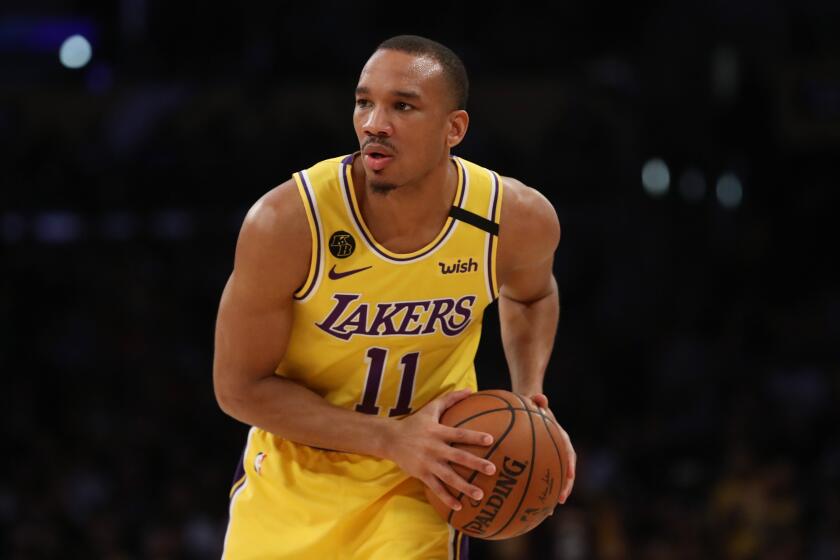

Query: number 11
355 347 419 416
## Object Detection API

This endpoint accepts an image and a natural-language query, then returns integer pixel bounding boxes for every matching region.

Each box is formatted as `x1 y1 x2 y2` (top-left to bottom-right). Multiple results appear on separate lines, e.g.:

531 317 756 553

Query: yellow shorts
222 428 469 559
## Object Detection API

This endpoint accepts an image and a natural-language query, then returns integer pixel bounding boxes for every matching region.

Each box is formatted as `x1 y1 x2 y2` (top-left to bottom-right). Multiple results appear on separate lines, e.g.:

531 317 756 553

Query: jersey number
355 347 418 416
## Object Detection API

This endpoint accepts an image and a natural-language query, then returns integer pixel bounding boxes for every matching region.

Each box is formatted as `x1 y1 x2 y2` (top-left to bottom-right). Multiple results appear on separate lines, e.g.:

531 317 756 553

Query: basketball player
214 35 575 559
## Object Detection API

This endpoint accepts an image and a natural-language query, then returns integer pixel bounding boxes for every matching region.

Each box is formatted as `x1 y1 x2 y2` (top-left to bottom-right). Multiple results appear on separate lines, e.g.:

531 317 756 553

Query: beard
370 180 398 194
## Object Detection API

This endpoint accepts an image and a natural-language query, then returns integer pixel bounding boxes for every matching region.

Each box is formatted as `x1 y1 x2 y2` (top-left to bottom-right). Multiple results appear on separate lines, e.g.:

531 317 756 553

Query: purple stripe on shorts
230 445 246 489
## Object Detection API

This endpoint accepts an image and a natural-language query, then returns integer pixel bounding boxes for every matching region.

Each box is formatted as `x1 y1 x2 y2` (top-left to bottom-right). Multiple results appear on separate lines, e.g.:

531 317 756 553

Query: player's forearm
216 374 395 458
498 276 559 396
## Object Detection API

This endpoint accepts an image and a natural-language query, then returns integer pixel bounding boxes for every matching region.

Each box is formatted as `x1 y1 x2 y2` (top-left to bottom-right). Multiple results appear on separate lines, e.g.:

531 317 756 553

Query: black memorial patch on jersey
329 231 356 258
449 206 499 236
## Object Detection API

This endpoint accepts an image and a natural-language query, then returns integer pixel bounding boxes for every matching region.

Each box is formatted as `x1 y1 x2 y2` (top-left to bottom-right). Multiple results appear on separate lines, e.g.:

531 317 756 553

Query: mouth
362 146 395 172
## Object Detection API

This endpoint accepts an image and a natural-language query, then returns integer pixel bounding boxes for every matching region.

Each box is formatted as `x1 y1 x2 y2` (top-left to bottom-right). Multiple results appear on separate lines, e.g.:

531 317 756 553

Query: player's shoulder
240 153 348 240
241 177 307 241
495 176 560 272
229 176 312 296
499 176 560 249
234 174 313 279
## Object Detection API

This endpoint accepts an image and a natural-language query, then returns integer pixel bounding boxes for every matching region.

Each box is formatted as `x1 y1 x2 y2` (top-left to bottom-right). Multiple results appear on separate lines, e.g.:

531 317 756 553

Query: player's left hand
525 393 576 505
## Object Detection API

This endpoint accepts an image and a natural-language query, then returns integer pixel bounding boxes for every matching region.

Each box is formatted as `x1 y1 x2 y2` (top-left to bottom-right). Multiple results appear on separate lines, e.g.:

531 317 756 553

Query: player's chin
370 179 399 194
366 168 402 193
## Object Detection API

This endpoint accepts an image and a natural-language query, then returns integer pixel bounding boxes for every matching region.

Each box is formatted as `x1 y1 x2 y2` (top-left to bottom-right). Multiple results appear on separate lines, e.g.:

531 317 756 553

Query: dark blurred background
3 1 840 559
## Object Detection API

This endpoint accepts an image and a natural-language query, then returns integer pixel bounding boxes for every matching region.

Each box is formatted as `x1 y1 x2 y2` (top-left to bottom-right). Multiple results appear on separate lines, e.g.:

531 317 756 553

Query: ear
446 110 470 148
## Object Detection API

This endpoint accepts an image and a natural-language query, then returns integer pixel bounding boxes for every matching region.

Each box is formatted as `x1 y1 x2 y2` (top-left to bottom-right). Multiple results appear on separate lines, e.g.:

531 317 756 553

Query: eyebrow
355 86 421 99
393 90 420 99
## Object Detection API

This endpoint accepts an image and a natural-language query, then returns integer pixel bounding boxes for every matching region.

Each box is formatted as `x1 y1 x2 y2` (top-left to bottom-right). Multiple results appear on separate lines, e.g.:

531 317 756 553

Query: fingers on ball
445 426 492 446
448 448 495 475
425 475 461 511
437 465 483 501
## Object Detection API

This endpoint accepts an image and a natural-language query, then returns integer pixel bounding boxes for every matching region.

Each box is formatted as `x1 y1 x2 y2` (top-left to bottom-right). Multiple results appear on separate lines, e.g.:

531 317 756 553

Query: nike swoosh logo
328 265 372 280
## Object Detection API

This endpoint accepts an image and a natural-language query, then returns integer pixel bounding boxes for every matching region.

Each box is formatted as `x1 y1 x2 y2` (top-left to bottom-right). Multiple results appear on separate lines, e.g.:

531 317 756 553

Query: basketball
424 389 565 540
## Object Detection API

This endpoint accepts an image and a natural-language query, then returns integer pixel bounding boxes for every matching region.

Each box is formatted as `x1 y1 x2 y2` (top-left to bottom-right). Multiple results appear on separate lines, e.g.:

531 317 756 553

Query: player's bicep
498 255 556 303
214 271 294 388
497 178 560 303
213 180 311 402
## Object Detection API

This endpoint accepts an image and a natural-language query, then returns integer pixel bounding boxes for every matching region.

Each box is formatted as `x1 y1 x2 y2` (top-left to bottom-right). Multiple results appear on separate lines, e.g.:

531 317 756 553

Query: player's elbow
213 370 249 420
214 386 234 417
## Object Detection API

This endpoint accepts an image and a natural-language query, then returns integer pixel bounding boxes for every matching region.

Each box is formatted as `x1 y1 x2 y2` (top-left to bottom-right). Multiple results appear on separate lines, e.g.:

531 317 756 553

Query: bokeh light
642 158 670 197
59 34 92 69
716 172 743 209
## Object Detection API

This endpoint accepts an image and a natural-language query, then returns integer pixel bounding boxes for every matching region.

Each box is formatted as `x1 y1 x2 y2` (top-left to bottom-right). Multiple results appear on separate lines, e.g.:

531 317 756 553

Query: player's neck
353 155 458 253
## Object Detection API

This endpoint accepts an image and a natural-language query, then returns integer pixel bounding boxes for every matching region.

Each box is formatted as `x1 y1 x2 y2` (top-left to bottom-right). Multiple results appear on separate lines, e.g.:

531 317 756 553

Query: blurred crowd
3 2 840 558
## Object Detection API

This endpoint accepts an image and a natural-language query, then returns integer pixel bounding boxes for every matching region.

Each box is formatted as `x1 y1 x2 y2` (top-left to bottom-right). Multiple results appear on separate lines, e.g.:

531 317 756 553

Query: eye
395 101 413 111
356 98 371 109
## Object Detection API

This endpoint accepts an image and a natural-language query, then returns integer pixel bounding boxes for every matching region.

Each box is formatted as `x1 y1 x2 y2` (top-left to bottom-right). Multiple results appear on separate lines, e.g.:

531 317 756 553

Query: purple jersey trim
293 171 322 300
341 155 466 263
486 172 501 299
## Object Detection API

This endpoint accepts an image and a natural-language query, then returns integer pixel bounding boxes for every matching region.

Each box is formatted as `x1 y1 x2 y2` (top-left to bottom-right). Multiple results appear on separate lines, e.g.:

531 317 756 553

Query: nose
361 106 393 137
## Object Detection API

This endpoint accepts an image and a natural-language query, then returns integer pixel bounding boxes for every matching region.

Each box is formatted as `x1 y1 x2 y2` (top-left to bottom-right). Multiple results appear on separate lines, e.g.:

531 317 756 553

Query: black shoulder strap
449 206 499 236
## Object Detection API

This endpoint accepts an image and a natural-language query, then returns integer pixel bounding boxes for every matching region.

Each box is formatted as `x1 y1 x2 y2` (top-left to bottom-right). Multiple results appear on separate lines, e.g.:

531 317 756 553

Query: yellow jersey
282 152 503 414
223 153 503 559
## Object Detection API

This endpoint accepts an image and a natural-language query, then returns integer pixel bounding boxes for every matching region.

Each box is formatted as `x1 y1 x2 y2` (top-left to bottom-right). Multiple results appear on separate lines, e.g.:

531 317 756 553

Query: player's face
353 49 464 191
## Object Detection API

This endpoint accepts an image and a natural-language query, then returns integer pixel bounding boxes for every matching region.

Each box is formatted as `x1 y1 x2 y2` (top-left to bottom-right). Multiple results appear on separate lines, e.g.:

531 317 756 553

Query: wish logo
438 257 478 275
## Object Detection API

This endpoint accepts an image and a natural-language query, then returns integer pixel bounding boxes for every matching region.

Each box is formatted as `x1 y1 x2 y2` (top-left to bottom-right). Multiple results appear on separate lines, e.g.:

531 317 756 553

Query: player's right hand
383 389 496 511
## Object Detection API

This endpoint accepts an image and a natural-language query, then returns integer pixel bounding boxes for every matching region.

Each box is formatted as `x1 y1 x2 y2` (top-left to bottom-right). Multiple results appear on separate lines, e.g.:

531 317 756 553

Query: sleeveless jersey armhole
292 170 323 302
486 171 504 301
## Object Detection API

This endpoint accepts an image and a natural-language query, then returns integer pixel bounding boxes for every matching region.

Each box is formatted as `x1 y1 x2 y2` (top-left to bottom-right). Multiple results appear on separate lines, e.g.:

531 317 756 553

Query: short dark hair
376 35 469 110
